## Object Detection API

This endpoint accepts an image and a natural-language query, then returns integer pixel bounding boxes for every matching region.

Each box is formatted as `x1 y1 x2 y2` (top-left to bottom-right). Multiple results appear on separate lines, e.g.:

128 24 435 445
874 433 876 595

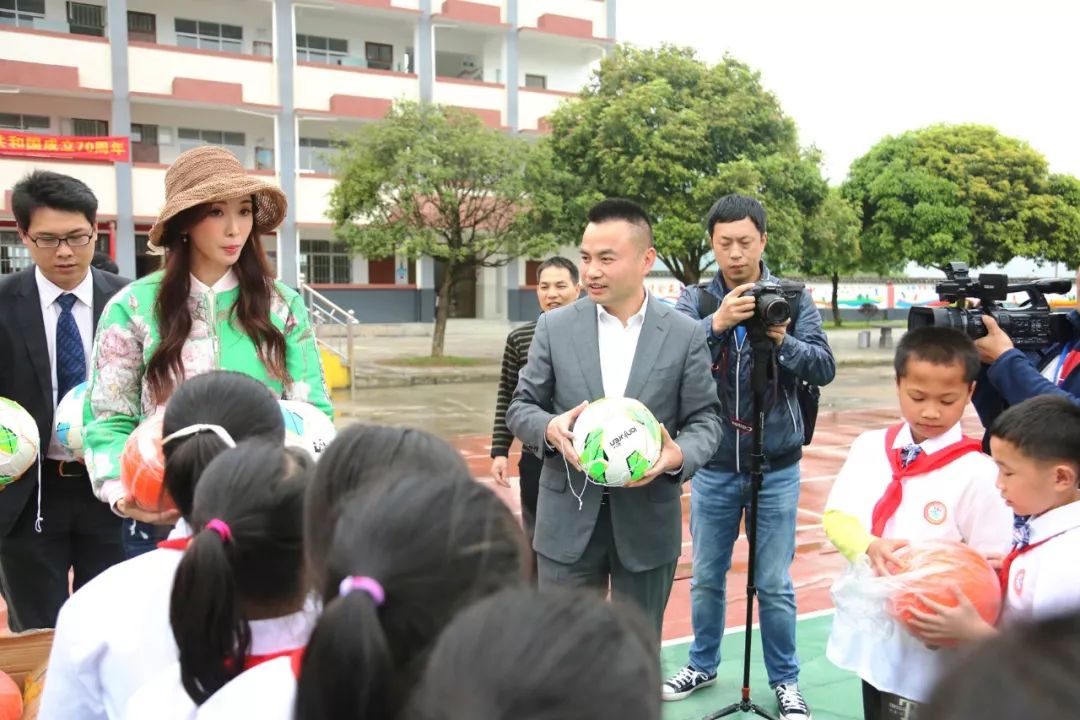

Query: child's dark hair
162 371 286 519
989 396 1080 476
12 170 98 231
294 473 527 720
587 198 654 246
706 194 767 237
922 608 1080 720
536 256 579 284
893 326 980 383
407 588 661 720
304 424 472 586
170 441 312 705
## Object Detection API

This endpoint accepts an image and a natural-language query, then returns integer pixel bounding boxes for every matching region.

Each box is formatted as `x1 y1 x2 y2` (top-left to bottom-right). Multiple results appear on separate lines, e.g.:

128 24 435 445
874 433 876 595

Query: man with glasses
0 171 127 631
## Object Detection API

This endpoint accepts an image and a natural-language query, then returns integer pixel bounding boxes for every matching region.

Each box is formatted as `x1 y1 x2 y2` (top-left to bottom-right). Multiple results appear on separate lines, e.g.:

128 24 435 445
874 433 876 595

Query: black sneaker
662 665 717 701
775 683 812 720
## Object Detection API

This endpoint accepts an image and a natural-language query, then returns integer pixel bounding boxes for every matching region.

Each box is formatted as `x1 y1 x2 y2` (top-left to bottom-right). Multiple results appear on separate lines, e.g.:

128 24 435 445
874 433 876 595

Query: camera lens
761 297 791 325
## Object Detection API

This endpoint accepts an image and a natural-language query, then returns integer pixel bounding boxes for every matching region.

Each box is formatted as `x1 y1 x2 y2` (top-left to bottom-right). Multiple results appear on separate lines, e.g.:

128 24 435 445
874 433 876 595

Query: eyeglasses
26 229 96 249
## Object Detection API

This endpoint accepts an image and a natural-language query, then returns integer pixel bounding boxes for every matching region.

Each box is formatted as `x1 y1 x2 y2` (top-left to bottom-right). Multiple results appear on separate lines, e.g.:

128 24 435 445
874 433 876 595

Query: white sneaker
775 683 812 720
662 665 717 701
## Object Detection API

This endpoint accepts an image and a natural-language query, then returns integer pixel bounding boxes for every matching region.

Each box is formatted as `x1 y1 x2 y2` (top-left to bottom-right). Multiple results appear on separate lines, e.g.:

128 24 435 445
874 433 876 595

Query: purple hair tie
338 576 385 607
205 518 233 543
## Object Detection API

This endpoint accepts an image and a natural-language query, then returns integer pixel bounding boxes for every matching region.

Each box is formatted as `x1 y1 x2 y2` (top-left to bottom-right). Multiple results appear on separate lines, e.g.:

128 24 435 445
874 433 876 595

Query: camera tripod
702 330 780 720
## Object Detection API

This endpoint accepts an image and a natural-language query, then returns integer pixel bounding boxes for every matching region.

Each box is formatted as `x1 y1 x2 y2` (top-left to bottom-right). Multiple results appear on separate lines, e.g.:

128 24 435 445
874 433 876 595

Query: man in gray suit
506 198 723 635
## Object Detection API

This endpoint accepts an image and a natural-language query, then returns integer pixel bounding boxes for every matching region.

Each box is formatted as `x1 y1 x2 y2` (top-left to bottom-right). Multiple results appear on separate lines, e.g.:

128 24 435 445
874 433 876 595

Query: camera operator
972 266 1080 431
664 195 835 720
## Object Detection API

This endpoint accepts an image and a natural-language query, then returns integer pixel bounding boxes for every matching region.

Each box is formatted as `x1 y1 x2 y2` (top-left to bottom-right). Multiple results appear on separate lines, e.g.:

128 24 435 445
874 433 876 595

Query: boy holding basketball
823 327 1011 719
905 395 1080 643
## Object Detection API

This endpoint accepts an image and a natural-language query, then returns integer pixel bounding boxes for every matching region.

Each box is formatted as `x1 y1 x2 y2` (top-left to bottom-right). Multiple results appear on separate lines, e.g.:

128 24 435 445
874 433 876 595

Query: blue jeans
687 462 801 687
121 519 171 560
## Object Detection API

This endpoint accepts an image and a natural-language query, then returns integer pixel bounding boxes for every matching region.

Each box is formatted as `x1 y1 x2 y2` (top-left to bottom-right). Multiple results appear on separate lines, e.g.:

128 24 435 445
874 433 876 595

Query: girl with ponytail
198 459 526 719
124 441 314 718
40 371 285 720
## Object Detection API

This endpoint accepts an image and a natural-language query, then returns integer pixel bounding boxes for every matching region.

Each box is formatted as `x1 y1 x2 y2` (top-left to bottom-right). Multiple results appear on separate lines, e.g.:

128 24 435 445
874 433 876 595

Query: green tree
539 45 827 285
329 102 560 357
801 189 862 326
843 124 1080 272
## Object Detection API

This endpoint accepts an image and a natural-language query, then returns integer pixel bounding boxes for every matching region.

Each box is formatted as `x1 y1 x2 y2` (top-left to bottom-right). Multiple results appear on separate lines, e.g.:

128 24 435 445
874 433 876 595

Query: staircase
300 284 360 398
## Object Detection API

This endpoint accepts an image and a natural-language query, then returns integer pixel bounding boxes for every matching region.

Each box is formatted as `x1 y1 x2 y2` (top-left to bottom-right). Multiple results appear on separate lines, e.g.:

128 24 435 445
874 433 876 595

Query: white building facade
0 0 613 321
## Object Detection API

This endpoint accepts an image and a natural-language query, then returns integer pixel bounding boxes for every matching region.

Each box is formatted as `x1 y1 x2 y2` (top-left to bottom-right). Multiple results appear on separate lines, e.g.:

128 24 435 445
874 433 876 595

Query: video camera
907 262 1072 350
740 279 805 333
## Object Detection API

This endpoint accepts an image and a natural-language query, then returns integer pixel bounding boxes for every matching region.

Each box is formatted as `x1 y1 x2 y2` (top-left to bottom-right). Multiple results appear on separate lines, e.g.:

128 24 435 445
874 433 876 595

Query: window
72 118 108 136
300 239 351 284
0 230 32 275
127 10 155 42
299 137 340 174
0 113 50 130
66 1 104 36
253 40 272 57
296 33 347 64
175 18 242 53
365 42 393 71
0 0 45 27
525 73 547 90
178 128 245 160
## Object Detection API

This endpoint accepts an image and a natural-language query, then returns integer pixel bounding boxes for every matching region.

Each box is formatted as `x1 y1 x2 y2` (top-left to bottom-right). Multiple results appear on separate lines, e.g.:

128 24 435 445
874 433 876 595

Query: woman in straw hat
82 146 333 542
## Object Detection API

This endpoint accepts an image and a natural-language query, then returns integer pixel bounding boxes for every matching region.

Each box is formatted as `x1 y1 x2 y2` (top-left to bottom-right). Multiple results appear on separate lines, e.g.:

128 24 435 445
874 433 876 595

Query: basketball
571 397 662 487
0 670 21 720
120 414 175 512
54 381 88 459
888 540 1002 644
0 397 40 488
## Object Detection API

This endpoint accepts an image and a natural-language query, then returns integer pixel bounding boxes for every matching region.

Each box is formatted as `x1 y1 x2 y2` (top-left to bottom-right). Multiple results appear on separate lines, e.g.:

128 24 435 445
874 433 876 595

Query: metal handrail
301 283 359 399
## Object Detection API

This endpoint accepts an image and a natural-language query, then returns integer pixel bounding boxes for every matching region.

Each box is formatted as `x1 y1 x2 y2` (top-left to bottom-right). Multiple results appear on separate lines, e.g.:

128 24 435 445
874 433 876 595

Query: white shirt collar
891 422 964 454
190 268 239 294
35 266 94 310
1029 499 1080 543
596 290 649 326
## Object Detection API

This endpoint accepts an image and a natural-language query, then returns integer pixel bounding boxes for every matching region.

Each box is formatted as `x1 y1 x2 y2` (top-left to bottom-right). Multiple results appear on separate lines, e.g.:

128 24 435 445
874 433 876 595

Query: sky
616 0 1080 186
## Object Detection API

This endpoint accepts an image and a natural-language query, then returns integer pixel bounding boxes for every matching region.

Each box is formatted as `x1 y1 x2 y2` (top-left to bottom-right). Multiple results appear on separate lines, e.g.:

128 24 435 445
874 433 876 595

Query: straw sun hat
147 145 288 254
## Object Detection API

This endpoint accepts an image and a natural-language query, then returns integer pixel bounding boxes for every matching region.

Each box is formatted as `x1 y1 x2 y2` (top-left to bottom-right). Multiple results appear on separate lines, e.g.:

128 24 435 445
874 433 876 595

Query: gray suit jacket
506 294 723 572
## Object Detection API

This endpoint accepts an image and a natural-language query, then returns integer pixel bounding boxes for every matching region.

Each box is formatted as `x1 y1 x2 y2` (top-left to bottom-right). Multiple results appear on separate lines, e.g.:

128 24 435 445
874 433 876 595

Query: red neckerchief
870 424 983 537
290 647 305 679
223 647 305 673
157 537 191 551
999 531 1068 597
1059 349 1080 385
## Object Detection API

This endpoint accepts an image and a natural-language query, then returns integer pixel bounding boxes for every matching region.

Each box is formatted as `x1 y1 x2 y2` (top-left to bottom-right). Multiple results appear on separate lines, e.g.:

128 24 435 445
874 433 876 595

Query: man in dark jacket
663 195 835 720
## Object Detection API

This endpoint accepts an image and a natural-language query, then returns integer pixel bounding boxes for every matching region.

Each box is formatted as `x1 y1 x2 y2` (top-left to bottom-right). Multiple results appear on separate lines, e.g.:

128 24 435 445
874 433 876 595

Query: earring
181 235 189 243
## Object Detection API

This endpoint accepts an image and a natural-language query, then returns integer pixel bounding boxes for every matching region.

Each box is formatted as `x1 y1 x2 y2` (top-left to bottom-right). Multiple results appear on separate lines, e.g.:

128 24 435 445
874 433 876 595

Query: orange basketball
0 670 21 720
120 414 175 512
888 541 1001 645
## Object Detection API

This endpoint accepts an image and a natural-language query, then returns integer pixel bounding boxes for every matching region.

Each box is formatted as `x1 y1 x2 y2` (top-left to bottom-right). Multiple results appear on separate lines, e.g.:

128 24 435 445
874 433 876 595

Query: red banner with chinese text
0 131 130 162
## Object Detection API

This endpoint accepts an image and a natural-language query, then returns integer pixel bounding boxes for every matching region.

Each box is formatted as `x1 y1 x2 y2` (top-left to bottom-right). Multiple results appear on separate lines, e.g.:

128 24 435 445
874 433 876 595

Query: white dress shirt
36 267 94 460
596 291 649 398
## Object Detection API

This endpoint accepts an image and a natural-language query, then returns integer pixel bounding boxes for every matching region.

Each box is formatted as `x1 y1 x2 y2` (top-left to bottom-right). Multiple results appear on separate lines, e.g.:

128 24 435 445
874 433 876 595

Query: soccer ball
54 382 88 459
280 400 336 459
0 397 40 488
572 397 662 487
120 414 174 512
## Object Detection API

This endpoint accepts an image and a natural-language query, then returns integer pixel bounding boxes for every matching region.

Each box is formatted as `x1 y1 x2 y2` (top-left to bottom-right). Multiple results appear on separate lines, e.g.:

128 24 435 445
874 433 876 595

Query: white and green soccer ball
54 381 88 460
0 396 40 488
572 397 662 487
280 400 336 459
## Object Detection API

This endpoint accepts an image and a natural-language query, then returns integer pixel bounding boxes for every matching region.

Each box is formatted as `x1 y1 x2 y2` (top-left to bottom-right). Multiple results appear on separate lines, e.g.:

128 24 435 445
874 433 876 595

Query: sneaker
662 665 717 701
775 683 812 720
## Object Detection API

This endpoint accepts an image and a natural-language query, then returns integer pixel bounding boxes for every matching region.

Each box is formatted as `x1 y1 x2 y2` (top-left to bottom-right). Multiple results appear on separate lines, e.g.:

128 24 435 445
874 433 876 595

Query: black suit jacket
0 267 129 536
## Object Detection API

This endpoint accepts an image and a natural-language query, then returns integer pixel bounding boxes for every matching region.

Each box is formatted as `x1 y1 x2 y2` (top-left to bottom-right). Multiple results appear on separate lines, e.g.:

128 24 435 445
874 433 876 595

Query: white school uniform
123 606 317 720
38 521 192 720
1002 500 1080 623
825 422 1012 702
196 655 298 720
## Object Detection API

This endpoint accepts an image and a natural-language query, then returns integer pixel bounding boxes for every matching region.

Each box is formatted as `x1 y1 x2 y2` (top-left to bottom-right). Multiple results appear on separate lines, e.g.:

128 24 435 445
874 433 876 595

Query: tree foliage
801 189 862 325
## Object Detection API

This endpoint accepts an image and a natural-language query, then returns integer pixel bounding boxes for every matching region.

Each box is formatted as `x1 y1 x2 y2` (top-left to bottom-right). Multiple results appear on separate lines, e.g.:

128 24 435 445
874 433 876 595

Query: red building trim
172 78 244 105
536 13 593 39
329 95 394 119
438 0 503 25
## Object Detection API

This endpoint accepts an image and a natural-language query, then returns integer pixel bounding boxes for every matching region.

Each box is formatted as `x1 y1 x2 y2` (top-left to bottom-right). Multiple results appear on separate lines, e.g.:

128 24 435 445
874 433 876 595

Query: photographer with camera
665 195 835 720
972 266 1080 427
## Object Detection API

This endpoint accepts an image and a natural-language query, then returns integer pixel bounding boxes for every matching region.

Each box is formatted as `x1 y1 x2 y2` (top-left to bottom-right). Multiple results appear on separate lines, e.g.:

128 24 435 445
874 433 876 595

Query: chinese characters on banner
0 131 130 162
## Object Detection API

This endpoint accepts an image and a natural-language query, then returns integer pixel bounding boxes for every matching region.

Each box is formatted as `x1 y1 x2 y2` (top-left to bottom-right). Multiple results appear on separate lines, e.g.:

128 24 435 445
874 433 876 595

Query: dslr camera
907 261 1072 350
740 279 805 331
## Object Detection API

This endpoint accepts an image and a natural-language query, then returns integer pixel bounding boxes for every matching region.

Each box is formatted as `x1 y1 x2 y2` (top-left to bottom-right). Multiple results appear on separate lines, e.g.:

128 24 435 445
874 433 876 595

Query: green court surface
661 613 863 720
